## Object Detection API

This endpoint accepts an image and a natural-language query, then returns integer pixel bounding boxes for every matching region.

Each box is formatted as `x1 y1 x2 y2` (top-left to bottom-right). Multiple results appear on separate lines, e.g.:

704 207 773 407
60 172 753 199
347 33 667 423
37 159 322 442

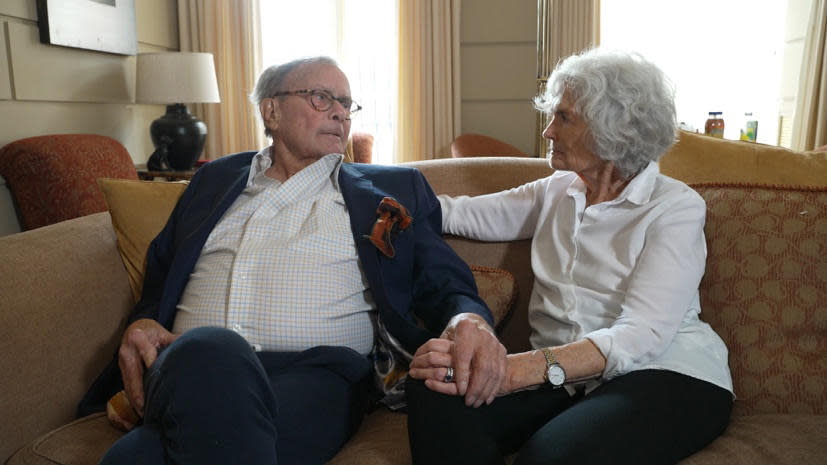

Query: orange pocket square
363 197 412 258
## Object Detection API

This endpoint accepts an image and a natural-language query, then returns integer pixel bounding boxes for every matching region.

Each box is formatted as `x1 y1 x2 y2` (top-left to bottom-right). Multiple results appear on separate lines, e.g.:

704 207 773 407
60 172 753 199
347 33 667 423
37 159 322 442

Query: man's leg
405 377 577 465
99 328 371 465
98 424 166 465
140 327 279 465
257 346 373 465
514 369 733 465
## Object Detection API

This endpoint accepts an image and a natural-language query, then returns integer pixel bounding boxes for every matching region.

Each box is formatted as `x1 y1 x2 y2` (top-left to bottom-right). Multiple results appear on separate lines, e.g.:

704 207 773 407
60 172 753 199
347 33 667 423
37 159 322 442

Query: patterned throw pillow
692 183 827 415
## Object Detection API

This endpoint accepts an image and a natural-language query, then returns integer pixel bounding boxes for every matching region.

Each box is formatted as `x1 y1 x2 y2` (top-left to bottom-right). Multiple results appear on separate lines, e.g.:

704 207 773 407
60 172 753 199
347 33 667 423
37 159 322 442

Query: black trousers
406 369 732 465
99 327 372 465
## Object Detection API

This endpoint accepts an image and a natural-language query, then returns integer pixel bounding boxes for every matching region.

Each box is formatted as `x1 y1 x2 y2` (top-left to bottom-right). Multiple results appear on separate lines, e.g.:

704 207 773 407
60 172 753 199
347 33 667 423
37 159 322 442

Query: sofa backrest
0 212 134 462
660 130 827 187
409 157 553 352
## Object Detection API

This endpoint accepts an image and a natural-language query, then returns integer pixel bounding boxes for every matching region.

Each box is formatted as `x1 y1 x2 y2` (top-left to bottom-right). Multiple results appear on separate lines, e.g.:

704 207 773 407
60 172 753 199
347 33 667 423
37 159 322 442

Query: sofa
1 131 825 464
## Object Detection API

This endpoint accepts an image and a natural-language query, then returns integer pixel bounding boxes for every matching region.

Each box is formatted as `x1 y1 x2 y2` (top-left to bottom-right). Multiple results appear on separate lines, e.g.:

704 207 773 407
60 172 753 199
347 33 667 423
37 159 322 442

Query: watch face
547 365 566 386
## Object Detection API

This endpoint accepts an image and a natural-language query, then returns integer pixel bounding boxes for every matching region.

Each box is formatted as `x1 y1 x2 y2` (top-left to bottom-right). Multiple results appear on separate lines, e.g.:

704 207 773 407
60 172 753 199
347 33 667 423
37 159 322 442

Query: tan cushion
660 131 827 187
693 184 827 415
96 178 188 301
678 414 827 465
0 213 133 463
6 413 120 465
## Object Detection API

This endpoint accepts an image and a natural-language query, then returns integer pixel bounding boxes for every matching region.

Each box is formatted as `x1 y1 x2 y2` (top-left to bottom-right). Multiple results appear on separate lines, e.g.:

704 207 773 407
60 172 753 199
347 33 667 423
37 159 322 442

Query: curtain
535 0 599 155
792 0 827 151
396 0 461 162
177 0 265 159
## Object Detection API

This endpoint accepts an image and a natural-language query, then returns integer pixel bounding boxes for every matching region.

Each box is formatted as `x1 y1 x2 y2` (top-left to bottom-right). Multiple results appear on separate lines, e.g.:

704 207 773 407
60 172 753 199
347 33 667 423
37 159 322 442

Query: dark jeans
407 369 732 465
99 327 372 465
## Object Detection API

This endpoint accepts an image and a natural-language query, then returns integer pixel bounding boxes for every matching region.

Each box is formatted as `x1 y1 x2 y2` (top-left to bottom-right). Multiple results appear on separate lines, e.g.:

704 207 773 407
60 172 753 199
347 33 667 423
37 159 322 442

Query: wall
0 0 178 236
460 0 538 156
778 0 814 148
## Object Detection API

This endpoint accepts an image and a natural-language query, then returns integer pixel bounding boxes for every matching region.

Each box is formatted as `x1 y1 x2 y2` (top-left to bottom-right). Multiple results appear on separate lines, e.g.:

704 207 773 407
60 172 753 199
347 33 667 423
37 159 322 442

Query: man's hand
117 319 177 418
409 338 458 394
441 313 506 407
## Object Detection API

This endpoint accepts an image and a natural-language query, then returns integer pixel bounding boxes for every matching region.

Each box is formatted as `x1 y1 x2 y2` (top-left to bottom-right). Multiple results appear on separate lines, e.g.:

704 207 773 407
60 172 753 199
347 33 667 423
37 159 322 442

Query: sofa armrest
0 212 134 462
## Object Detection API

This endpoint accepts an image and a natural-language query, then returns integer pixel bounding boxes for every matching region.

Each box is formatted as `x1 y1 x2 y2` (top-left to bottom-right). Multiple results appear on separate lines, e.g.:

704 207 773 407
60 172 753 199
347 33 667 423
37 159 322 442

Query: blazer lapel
339 164 390 303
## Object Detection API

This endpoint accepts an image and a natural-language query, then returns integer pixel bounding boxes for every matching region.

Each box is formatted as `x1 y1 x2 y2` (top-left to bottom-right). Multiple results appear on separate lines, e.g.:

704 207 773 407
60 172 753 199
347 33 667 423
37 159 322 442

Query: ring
443 366 454 383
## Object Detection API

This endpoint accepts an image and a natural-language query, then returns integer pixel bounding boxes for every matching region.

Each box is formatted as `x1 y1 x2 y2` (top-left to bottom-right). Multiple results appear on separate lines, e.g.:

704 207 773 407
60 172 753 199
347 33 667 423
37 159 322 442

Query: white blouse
439 162 733 393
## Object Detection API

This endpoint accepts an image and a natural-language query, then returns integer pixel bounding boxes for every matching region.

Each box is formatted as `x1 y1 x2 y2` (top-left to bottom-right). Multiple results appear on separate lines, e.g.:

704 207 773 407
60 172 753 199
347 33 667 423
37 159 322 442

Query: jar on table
704 112 725 138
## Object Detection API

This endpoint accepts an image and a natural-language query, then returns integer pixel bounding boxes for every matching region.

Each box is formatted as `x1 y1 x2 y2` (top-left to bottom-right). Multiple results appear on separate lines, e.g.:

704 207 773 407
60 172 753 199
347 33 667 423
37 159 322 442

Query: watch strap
541 348 559 382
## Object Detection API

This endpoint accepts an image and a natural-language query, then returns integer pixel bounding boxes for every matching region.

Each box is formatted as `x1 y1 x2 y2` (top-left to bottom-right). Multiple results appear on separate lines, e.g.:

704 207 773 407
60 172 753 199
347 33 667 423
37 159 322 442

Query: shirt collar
247 147 345 191
560 161 659 206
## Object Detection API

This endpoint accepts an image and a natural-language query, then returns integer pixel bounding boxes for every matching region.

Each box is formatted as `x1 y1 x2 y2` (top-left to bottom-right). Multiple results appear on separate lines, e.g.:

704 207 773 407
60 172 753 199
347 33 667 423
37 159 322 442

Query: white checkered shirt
173 150 377 355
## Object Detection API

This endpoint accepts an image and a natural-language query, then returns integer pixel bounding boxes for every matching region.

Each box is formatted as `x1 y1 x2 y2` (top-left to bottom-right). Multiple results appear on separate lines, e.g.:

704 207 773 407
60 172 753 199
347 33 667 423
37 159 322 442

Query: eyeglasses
271 89 362 115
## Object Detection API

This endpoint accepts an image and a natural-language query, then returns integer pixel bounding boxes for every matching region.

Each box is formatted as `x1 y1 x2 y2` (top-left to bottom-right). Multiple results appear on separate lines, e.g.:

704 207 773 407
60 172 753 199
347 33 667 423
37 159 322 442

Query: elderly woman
406 48 734 465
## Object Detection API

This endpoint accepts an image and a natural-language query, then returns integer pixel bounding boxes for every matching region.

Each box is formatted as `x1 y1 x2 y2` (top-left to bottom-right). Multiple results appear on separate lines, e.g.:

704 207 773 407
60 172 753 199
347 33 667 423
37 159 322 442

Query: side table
135 164 198 181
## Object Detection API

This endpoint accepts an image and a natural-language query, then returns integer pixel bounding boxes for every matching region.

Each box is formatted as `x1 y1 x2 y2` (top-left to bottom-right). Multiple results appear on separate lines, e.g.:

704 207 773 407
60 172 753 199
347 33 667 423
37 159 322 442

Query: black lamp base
148 103 207 171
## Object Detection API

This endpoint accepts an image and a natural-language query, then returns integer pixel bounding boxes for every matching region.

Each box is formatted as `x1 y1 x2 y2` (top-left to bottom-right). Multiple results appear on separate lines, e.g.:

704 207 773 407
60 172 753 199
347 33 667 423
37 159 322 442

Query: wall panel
0 0 37 21
461 0 536 43
0 23 11 100
462 101 538 156
8 22 133 103
0 100 155 164
460 0 537 156
461 44 536 100
136 0 179 50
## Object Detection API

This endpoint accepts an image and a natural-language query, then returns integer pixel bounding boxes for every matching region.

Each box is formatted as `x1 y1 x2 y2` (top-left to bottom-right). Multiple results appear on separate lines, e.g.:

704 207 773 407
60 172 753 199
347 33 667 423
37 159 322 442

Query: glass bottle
704 112 725 138
740 112 758 142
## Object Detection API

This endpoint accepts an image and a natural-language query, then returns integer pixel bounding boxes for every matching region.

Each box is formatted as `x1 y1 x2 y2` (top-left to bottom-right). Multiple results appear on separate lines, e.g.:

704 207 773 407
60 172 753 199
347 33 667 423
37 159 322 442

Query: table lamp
136 52 220 171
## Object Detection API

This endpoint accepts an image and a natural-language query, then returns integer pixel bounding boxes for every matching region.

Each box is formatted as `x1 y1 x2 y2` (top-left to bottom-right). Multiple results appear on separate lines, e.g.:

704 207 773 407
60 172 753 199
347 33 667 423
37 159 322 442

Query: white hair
250 56 339 138
535 48 677 178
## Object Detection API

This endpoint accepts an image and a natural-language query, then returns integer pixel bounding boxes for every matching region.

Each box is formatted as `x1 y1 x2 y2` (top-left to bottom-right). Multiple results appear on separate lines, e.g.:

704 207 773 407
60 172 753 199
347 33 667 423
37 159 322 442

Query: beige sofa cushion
660 131 827 187
692 183 827 416
97 178 188 302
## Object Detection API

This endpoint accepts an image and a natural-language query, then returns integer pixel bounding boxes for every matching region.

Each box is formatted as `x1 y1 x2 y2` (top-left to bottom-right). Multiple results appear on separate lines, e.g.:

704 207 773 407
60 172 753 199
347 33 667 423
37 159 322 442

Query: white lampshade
136 52 221 104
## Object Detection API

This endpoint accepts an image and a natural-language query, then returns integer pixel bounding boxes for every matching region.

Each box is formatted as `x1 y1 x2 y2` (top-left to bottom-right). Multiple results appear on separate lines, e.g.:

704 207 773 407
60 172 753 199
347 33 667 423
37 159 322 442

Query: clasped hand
409 313 507 407
109 318 178 431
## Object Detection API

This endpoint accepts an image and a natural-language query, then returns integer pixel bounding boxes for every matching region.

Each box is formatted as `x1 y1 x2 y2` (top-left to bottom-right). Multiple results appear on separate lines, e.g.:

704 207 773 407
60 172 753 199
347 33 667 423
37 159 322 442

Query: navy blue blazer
79 152 492 416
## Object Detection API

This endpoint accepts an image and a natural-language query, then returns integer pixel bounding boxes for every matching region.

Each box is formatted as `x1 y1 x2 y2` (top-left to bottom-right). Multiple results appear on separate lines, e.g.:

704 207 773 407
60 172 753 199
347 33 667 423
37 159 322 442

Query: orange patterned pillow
470 265 518 328
692 183 827 415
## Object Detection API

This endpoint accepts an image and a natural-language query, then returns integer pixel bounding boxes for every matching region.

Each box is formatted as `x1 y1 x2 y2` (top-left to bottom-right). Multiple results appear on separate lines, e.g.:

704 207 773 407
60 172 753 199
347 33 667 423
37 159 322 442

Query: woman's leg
514 370 733 465
406 377 577 465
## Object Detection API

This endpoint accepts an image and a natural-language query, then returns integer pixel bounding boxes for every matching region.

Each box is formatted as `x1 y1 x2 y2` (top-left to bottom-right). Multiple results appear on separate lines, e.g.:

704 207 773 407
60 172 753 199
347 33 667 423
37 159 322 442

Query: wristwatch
541 348 566 387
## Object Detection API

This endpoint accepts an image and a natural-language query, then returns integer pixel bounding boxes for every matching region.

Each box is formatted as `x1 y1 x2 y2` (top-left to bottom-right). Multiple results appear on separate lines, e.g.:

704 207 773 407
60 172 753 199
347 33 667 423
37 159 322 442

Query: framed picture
36 0 137 56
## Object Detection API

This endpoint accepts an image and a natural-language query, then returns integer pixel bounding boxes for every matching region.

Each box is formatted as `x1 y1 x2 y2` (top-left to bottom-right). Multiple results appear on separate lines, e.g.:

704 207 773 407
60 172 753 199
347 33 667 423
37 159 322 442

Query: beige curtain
792 0 827 151
178 0 265 159
535 0 599 155
396 0 461 162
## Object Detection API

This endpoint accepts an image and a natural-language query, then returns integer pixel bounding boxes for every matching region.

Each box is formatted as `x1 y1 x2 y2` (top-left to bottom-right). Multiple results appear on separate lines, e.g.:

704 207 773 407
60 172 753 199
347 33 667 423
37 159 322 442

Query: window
259 0 397 164
601 0 799 146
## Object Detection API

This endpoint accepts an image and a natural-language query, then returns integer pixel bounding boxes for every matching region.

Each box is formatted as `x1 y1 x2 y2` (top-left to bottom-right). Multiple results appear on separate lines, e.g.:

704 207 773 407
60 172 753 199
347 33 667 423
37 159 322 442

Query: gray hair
534 48 677 178
250 56 339 138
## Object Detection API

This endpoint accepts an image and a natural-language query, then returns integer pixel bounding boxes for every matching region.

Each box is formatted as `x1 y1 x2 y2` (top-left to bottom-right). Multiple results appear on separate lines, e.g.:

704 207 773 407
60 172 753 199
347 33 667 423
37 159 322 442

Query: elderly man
81 57 506 465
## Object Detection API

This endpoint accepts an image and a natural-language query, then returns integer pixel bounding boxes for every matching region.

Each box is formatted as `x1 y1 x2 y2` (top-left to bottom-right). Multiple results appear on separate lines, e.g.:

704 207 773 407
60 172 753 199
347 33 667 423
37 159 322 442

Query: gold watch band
541 348 558 382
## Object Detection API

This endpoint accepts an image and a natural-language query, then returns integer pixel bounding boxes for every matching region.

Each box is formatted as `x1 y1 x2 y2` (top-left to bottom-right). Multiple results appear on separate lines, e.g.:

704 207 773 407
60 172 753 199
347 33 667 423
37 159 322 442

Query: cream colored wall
0 0 178 236
778 0 814 147
460 0 538 156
